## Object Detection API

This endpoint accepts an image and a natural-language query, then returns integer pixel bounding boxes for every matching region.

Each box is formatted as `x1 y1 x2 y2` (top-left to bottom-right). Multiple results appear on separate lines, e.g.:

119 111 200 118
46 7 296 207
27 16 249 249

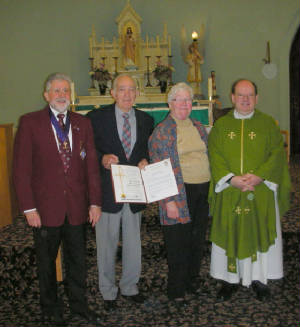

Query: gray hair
167 82 194 103
44 73 72 92
111 73 137 91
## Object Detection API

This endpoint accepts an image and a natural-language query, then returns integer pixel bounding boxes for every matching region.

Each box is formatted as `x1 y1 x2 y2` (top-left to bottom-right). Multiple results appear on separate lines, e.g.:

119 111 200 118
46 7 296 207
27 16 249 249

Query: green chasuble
208 109 291 272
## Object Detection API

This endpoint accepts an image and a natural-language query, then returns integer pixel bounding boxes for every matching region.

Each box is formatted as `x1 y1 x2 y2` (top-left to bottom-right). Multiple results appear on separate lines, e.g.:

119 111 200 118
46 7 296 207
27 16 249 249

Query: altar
87 1 174 99
75 96 215 127
76 1 217 126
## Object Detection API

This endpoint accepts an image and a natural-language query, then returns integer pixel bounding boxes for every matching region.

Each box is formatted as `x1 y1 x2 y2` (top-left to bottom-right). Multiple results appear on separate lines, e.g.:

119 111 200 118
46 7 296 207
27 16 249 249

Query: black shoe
190 275 202 284
42 312 66 326
187 278 209 295
103 300 117 311
217 282 238 302
171 297 189 307
72 309 101 324
186 284 203 295
122 293 146 303
252 281 271 301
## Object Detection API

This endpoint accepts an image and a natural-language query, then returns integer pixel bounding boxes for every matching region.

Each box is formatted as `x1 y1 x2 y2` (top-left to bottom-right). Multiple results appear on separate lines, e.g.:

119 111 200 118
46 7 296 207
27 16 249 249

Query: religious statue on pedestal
186 39 204 84
123 27 136 68
181 24 205 99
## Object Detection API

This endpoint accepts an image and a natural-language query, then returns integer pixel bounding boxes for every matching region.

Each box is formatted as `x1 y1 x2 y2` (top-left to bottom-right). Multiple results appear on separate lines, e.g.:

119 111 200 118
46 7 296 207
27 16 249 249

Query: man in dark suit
87 74 154 311
13 73 102 326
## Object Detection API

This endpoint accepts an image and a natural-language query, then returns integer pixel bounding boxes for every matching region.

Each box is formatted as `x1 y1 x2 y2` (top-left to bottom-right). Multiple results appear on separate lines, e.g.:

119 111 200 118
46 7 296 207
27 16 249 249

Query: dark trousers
162 222 192 299
33 218 88 315
162 182 209 299
185 182 210 277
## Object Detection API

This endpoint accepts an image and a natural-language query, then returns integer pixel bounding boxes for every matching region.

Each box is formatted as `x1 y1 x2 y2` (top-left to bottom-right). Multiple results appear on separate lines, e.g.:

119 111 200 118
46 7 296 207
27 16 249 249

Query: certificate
111 158 178 203
111 164 147 203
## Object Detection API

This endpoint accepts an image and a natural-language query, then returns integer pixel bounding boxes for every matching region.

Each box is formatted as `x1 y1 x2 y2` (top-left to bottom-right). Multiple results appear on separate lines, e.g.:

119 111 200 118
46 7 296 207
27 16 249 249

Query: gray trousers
96 204 142 300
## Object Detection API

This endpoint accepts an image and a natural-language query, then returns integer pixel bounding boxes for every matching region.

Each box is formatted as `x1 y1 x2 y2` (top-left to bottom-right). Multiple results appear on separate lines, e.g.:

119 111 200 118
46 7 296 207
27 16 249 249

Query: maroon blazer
13 106 102 227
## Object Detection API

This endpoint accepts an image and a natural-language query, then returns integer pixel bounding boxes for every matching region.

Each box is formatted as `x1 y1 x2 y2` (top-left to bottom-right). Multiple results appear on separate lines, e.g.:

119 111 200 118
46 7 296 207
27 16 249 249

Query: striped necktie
121 113 131 159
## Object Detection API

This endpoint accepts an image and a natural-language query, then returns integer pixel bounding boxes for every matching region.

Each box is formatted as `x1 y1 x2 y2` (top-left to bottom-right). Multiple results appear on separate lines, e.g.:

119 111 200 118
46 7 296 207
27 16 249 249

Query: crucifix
63 141 69 150
114 166 126 199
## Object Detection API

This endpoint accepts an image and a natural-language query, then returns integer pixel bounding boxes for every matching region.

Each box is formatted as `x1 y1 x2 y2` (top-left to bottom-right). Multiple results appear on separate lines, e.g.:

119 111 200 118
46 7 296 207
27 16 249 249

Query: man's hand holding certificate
111 158 178 203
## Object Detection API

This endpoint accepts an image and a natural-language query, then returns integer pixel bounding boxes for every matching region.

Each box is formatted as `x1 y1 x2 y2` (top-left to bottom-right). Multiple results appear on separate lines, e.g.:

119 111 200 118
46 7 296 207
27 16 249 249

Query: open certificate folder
111 158 179 203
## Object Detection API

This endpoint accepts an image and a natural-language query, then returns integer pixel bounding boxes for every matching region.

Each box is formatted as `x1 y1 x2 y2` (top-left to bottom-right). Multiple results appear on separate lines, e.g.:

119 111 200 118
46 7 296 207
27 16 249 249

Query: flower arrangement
153 61 174 82
92 64 112 86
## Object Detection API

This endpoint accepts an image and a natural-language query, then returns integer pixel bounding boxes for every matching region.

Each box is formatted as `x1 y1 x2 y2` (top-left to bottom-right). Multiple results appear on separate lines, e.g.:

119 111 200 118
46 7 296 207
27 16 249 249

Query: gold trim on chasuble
240 119 244 174
228 120 256 273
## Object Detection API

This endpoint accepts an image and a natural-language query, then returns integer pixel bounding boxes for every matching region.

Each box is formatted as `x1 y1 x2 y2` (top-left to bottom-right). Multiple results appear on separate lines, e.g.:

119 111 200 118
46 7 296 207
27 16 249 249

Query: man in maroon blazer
13 73 102 326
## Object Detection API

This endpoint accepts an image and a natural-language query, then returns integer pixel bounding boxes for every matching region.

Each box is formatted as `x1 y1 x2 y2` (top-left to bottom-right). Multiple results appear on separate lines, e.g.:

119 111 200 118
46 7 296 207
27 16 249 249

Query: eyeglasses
236 94 255 99
172 98 192 104
117 87 137 93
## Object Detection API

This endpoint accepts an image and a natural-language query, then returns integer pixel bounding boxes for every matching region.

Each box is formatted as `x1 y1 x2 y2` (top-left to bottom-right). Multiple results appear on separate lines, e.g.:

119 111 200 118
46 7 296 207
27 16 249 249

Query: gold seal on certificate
111 158 179 203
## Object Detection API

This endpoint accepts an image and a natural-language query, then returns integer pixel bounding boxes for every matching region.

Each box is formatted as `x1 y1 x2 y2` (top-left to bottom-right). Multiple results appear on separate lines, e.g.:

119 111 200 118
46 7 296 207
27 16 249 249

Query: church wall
0 0 299 130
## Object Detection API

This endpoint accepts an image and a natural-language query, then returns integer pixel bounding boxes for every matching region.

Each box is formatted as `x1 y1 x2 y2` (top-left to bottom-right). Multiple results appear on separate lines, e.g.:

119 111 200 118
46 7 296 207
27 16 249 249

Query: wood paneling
0 124 18 227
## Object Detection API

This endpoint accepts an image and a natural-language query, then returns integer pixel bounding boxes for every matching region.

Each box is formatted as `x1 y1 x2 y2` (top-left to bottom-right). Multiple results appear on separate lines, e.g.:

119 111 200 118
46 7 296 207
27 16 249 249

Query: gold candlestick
168 55 174 86
145 56 152 87
88 57 95 88
113 57 118 75
70 82 76 112
194 62 200 95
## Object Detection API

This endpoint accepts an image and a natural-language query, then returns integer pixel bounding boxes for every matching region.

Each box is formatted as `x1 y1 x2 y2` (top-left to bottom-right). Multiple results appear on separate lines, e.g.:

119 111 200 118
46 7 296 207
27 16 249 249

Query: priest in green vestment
208 79 291 302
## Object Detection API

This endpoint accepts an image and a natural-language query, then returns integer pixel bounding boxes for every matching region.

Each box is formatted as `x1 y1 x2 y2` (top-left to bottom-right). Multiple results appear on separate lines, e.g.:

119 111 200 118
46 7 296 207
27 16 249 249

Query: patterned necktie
57 114 72 173
121 113 131 159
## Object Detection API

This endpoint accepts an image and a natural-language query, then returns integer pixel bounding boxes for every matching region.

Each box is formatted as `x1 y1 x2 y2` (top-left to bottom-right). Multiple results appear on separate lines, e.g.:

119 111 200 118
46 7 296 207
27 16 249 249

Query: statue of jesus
123 27 136 67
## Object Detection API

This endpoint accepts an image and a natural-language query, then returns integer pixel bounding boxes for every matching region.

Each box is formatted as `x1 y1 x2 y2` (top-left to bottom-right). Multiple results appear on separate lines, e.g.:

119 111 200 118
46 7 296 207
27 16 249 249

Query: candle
70 82 75 104
102 37 105 57
192 31 198 41
146 35 149 49
168 36 171 56
208 77 213 100
211 71 216 96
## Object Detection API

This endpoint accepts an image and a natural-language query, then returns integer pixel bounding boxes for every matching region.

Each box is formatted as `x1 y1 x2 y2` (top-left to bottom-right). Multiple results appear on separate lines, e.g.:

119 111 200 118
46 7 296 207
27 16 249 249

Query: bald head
111 75 138 112
231 79 258 116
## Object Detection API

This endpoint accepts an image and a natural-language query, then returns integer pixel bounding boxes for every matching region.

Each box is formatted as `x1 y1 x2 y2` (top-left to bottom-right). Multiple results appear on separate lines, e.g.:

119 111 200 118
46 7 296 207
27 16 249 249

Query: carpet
0 157 299 327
